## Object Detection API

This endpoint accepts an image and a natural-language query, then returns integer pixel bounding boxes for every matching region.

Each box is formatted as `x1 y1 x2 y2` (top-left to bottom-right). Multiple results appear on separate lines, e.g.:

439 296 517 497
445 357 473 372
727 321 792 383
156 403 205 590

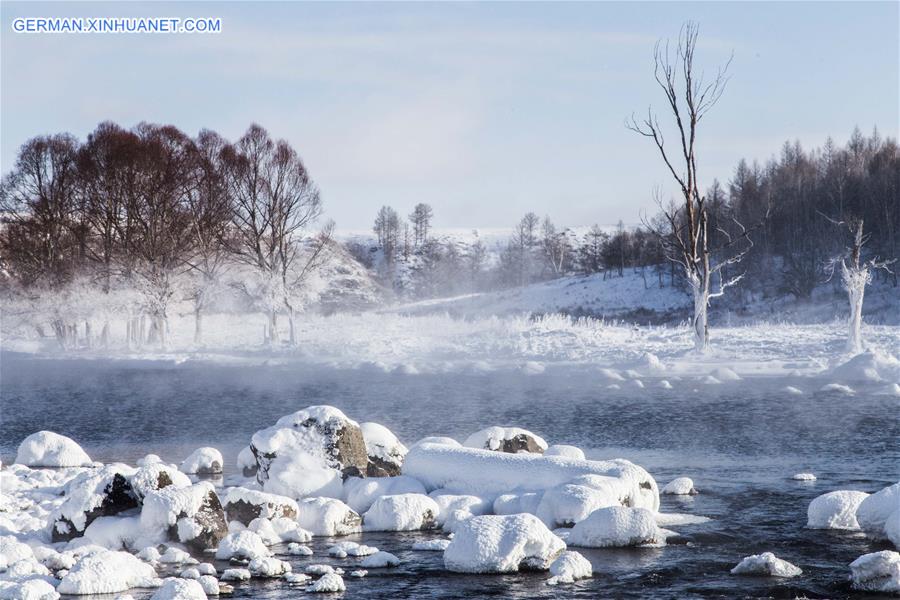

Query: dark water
1 351 898 599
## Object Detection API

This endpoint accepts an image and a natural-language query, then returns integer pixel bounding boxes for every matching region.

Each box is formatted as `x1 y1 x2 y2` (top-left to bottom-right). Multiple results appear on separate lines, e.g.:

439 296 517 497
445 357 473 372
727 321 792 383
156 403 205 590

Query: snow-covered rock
412 539 450 551
567 506 665 548
0 578 60 599
359 551 400 568
197 575 219 596
547 551 593 585
249 406 368 499
849 551 900 593
662 477 697 495
857 482 900 540
536 480 623 528
493 492 543 516
248 557 291 577
444 513 565 573
327 541 377 557
215 530 270 561
791 473 817 481
363 494 439 531
150 578 207 599
179 448 223 475
295 497 361 536
307 572 345 593
15 431 92 468
544 445 585 460
50 468 140 542
219 568 251 582
81 515 142 549
806 490 869 530
343 475 426 514
886 509 900 549
57 550 159 595
403 443 659 511
730 552 802 578
140 482 227 551
429 492 491 529
0 535 35 566
221 487 298 525
287 543 313 556
130 462 191 500
359 422 407 476
463 427 547 454
236 447 257 478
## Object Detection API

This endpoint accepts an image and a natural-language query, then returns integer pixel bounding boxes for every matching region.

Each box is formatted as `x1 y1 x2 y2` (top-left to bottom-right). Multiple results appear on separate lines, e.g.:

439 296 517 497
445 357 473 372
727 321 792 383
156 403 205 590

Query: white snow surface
730 552 802 578
150 578 207 600
567 506 665 548
215 530 270 561
444 513 565 573
806 490 870 530
57 550 159 595
343 475 426 514
544 445 585 460
849 551 900 593
359 422 407 465
306 572 345 593
15 432 92 468
403 443 658 511
179 448 223 475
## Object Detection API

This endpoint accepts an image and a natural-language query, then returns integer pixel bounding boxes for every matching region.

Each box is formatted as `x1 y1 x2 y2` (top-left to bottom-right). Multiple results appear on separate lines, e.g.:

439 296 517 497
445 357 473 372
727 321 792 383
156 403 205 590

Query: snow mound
730 552 802 577
464 427 548 454
359 422 407 476
343 475 426 514
215 530 270 561
150 578 207 599
359 550 400 568
0 578 60 600
15 431 92 468
236 447 257 477
806 490 869 530
197 575 219 596
547 550 593 585
430 492 491 530
287 543 313 556
544 445 585 460
179 448 223 475
130 462 192 500
662 477 696 495
295 497 361 536
307 572 345 593
327 541 377 557
567 506 665 548
247 516 311 545
403 443 658 512
849 551 900 593
829 350 900 384
57 549 159 595
857 483 900 540
364 493 439 531
248 557 291 577
444 513 565 573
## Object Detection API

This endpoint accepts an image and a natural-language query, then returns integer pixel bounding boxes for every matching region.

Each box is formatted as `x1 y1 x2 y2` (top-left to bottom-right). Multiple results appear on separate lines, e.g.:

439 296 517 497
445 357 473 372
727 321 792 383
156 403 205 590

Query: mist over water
2 351 897 598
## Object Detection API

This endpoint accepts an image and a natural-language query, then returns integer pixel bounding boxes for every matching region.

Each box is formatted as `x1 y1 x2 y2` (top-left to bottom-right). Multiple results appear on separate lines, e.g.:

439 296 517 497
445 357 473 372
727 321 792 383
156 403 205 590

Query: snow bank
179 448 223 475
363 494 439 531
547 551 592 585
343 475 426 514
359 422 407 476
730 552 802 578
857 482 900 540
57 549 159 594
443 513 565 573
661 477 696 495
295 497 361 537
463 427 547 454
806 490 869 530
849 551 900 593
150 578 207 599
567 507 665 548
15 431 92 468
829 350 900 384
403 443 658 511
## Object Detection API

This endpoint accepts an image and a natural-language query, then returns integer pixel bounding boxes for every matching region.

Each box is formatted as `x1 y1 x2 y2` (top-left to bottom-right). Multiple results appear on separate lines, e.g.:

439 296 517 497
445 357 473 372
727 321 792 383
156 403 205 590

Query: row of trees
0 122 332 348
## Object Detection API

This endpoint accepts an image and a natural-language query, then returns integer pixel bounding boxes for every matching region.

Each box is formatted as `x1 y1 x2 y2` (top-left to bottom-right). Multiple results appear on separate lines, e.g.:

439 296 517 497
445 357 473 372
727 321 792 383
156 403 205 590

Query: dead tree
629 22 754 351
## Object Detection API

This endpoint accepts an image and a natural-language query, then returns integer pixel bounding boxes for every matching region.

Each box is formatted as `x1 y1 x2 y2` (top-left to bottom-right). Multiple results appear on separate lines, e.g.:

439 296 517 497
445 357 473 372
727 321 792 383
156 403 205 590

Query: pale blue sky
2 1 897 229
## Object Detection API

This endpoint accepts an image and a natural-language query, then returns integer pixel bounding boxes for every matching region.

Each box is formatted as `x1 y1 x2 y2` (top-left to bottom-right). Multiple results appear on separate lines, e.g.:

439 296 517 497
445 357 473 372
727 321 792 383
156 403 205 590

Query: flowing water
1 351 898 599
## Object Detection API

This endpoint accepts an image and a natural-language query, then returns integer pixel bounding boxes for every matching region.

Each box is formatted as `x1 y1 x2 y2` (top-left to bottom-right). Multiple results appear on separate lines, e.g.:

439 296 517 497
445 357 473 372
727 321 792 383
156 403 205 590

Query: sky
1 1 898 231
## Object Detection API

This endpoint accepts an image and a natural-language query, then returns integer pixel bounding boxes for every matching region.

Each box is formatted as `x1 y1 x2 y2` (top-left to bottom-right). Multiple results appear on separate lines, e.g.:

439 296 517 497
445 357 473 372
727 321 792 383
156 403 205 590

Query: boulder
180 448 224 475
444 513 565 573
857 482 900 540
806 490 870 530
363 494 440 531
51 467 140 542
221 487 298 525
464 427 547 454
360 422 407 477
140 482 228 552
295 497 361 537
567 506 665 548
731 552 802 578
15 431 93 468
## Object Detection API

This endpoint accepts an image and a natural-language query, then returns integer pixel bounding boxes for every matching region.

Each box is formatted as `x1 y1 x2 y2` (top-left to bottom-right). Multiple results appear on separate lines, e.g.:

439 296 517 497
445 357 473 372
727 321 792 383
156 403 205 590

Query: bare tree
823 217 895 353
628 22 754 351
373 205 401 267
409 202 434 247
222 124 324 345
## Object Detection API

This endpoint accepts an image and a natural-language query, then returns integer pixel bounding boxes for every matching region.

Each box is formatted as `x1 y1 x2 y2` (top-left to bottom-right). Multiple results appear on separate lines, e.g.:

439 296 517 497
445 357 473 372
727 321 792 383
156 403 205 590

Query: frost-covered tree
409 202 433 247
628 22 756 351
373 205 401 265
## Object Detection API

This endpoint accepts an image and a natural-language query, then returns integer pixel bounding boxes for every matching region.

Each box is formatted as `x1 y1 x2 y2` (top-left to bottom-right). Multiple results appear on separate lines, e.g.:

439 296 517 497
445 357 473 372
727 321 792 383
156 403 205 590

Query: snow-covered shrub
443 514 565 573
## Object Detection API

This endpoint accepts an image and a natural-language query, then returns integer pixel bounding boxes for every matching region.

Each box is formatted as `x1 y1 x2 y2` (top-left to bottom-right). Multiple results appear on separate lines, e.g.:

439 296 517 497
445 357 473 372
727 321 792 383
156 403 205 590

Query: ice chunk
857 482 900 540
849 551 900 593
179 448 223 475
567 506 665 548
444 513 565 573
662 477 697 495
730 552 802 577
547 550 593 585
295 497 361 536
464 427 548 454
364 493 439 532
806 490 869 530
57 550 159 595
15 431 92 468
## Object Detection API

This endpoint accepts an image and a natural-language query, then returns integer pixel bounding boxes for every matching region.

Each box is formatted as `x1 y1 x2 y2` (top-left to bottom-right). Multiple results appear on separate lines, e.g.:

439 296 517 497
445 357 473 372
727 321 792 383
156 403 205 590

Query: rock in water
464 426 548 454
222 487 299 525
51 468 140 542
141 482 228 552
180 447 224 475
360 422 407 476
444 513 565 573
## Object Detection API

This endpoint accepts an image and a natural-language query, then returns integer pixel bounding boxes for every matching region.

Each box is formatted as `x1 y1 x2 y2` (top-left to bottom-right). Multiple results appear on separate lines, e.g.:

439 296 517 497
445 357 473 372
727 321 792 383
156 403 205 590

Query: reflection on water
1 352 898 599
